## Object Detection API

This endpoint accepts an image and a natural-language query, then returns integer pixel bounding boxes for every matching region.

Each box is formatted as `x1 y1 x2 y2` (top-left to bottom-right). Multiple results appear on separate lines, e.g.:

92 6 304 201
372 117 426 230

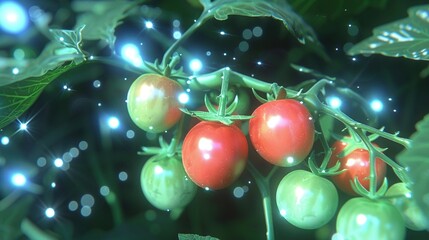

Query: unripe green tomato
140 155 197 211
276 170 338 229
385 182 428 231
336 197 405 240
127 74 184 133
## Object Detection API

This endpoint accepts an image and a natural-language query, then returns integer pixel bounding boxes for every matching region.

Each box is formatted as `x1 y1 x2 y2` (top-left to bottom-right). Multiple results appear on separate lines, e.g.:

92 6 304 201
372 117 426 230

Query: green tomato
276 170 338 229
140 155 197 211
336 197 405 240
385 182 428 231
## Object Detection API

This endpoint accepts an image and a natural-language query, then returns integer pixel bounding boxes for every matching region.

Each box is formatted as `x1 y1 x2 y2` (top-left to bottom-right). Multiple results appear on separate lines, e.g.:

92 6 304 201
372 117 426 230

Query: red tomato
249 99 314 167
328 138 387 195
127 74 184 133
182 121 248 190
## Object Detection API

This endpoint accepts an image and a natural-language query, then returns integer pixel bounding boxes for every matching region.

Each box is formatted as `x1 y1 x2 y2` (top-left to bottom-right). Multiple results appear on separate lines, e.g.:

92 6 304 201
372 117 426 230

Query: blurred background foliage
1 0 429 239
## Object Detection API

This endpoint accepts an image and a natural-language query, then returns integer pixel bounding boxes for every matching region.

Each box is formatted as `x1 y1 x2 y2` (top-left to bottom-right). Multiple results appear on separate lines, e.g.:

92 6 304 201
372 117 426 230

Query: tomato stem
248 162 275 240
217 68 231 117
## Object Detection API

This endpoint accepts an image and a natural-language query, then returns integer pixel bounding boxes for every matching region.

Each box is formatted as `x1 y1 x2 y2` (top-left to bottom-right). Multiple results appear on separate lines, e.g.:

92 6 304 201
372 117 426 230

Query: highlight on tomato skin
181 121 248 190
327 138 387 196
126 74 185 133
249 99 315 167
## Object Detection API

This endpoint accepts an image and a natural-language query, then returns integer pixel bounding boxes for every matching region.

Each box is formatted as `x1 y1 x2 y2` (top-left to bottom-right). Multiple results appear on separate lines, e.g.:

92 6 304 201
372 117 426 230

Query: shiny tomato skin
182 121 248 190
127 74 184 133
336 197 405 240
249 99 314 167
140 155 197 211
328 139 386 196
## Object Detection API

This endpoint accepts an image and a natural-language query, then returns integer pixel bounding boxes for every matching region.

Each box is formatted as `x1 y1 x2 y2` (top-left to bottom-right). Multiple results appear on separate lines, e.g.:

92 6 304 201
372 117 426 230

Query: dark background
1 0 429 239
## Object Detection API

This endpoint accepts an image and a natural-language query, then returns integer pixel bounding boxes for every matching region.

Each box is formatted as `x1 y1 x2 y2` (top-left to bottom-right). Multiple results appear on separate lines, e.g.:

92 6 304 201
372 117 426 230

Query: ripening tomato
328 138 386 195
385 182 428 231
249 99 314 167
140 155 197 211
127 74 184 133
336 197 405 240
276 170 339 229
182 121 248 190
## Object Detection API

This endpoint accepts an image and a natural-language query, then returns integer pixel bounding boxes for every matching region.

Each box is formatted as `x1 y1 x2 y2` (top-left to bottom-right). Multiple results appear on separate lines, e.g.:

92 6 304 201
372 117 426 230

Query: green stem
248 162 275 240
217 68 231 117
161 14 209 68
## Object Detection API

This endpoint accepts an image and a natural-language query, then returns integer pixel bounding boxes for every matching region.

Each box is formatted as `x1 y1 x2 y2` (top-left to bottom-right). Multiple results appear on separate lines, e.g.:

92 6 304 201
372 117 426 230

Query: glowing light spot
233 187 245 198
144 20 154 29
54 158 64 168
327 96 342 109
120 43 143 67
1 136 10 145
239 41 249 52
68 201 78 211
11 173 26 187
81 194 95 207
126 130 135 139
69 147 80 158
172 19 180 27
45 208 55 218
154 165 164 175
204 187 210 191
80 206 92 217
286 156 295 164
78 141 88 150
0 1 28 34
370 99 383 112
252 26 263 37
37 157 47 167
257 61 262 65
100 186 110 196
107 116 120 129
12 67 19 74
173 30 182 39
51 182 56 188
206 51 211 56
219 30 226 35
93 80 101 88
242 29 252 40
356 214 367 225
189 58 203 72
347 23 359 36
119 171 128 181
178 92 189 104
19 122 28 131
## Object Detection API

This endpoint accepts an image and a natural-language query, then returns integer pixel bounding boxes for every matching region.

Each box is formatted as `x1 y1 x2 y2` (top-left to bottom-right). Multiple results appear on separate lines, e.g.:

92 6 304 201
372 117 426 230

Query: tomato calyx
181 92 253 125
252 83 287 103
308 152 346 177
138 136 182 160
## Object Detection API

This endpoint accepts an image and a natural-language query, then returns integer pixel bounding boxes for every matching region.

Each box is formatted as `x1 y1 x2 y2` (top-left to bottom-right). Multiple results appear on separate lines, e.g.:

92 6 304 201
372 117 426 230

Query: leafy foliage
72 0 141 48
0 63 77 129
397 114 429 230
178 233 220 240
348 5 429 61
0 195 34 240
199 0 317 44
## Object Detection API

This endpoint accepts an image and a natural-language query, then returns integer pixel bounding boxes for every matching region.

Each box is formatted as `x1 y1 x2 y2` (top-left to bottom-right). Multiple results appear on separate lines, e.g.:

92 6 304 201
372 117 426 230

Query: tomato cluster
127 74 415 237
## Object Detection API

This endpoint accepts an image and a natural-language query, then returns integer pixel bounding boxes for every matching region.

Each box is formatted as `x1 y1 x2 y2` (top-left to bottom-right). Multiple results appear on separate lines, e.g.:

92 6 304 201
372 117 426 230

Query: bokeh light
120 43 143 67
107 116 120 129
327 96 342 109
11 172 27 187
370 99 383 112
45 207 55 218
189 58 203 72
0 1 28 34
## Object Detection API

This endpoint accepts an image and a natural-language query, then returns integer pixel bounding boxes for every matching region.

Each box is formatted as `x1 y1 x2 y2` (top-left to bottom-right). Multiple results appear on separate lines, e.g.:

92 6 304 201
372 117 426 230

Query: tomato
140 155 197 211
276 170 338 229
336 197 405 240
182 121 248 190
249 99 314 167
385 182 428 231
127 74 184 133
328 138 386 195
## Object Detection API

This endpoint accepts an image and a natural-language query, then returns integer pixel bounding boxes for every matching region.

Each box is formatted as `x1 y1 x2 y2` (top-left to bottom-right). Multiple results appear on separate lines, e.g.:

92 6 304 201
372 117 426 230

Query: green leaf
72 1 141 48
201 0 317 44
49 25 86 56
397 113 429 230
0 63 77 129
178 233 220 240
348 5 429 61
0 195 34 240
